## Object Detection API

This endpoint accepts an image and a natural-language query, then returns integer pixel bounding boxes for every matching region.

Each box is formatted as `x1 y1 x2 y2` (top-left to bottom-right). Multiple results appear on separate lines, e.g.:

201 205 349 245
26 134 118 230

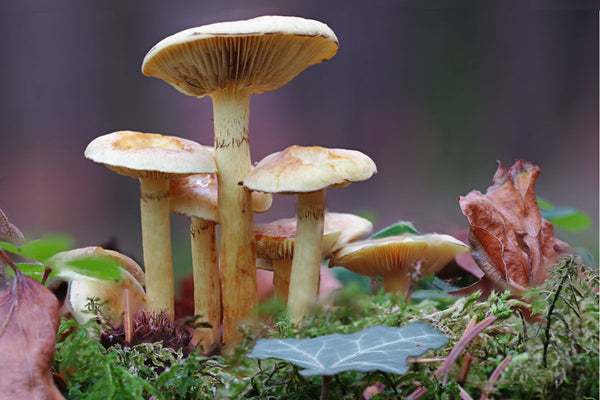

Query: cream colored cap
46 247 147 324
331 234 470 277
170 173 273 221
46 246 145 286
85 131 216 180
244 146 377 194
142 16 338 98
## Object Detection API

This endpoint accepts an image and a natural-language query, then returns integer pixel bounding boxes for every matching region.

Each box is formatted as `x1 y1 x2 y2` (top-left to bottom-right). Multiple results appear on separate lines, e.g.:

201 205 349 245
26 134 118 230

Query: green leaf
370 221 421 239
4 263 46 282
541 207 591 232
536 197 554 210
65 256 123 282
330 266 370 292
1 235 73 262
248 323 447 376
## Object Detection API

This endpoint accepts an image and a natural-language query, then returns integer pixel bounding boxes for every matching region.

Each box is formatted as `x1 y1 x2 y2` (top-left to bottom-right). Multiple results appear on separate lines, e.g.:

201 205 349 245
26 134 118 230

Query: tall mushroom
170 172 271 351
244 145 376 319
141 16 338 341
85 131 216 319
330 234 470 298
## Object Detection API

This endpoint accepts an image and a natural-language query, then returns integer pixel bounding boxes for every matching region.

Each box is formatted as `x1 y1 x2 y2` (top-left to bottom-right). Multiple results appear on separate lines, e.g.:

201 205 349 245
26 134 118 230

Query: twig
458 354 474 385
543 256 573 368
0 248 19 275
320 375 332 400
123 288 132 345
459 384 475 400
407 357 446 363
407 315 498 399
480 355 512 400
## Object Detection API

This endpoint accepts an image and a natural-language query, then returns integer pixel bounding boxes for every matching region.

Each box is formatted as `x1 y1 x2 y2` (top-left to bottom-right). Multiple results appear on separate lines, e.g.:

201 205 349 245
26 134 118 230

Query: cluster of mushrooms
50 16 469 352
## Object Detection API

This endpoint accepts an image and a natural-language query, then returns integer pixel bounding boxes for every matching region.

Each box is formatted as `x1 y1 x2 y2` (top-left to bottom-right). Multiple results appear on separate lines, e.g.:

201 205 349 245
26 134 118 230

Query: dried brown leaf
0 208 24 245
0 250 63 400
459 161 570 294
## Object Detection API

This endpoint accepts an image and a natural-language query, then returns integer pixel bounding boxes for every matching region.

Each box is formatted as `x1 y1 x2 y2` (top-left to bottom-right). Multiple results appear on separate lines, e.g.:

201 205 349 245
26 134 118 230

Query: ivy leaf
248 323 447 376
540 207 591 232
370 221 421 239
4 263 57 283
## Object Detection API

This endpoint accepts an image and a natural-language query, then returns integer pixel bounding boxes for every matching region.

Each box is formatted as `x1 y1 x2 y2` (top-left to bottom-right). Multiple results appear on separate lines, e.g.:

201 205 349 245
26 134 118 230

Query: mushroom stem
383 274 411 298
190 217 220 351
273 259 292 301
211 90 257 342
287 189 326 320
139 177 174 319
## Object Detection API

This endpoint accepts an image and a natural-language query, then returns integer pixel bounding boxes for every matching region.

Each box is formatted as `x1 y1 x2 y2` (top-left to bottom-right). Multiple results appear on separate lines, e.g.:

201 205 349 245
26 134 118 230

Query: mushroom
330 234 470 298
255 212 372 301
0 208 24 245
85 131 216 319
244 146 376 318
141 16 338 341
170 172 271 351
45 247 146 324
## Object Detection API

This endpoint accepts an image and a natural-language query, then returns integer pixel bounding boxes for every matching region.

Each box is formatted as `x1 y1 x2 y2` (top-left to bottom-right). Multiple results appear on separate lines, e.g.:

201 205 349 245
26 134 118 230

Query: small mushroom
85 131 216 319
0 208 24 245
142 16 338 342
170 172 271 351
244 146 376 318
46 247 146 324
330 234 470 298
255 212 372 301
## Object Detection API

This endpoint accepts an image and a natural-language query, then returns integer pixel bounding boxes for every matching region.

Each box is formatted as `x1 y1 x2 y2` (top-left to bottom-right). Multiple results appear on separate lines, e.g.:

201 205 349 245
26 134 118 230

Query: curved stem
211 90 257 343
273 258 292 301
139 177 174 319
190 217 220 352
287 190 325 320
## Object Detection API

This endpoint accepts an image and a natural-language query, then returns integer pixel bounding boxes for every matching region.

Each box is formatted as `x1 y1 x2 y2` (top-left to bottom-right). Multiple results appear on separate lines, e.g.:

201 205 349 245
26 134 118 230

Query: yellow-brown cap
331 234 470 277
243 145 377 194
85 131 216 180
142 16 338 98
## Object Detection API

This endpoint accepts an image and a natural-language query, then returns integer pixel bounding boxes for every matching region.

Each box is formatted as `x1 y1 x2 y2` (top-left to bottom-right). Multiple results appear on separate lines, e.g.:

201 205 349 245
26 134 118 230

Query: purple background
1 0 597 281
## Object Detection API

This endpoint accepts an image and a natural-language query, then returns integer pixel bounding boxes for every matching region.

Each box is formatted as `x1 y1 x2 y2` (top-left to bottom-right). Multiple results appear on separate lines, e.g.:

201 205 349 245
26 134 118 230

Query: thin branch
480 355 512 400
407 357 446 363
543 256 573 368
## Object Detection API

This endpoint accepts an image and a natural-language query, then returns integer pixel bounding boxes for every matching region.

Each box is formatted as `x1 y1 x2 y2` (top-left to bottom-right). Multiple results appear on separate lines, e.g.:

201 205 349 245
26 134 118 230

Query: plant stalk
287 190 325 320
211 90 257 343
139 177 174 319
190 217 220 351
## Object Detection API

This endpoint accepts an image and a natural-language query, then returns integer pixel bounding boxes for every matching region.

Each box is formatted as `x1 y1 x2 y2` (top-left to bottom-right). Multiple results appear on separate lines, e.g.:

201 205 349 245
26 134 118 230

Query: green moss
54 258 598 399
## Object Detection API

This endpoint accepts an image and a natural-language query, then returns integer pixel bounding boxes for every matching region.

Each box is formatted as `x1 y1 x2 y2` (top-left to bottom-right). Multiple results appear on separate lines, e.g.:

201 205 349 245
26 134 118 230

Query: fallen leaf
0 208 24 246
248 323 447 376
0 249 64 399
458 161 570 294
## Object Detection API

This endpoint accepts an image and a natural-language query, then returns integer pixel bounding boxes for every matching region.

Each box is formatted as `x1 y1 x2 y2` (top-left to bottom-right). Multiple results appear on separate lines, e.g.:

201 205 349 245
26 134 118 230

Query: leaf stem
320 375 331 400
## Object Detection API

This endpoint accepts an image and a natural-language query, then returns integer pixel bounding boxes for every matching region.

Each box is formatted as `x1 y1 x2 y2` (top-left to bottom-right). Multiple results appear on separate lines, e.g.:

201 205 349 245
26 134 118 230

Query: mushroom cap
331 234 470 277
254 212 372 262
170 172 273 221
142 15 338 98
45 247 147 324
46 246 145 286
243 146 377 194
85 131 216 180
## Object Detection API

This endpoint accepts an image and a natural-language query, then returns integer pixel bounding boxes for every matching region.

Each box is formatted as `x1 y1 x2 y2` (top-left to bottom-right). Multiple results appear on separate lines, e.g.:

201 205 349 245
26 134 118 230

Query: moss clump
53 258 598 399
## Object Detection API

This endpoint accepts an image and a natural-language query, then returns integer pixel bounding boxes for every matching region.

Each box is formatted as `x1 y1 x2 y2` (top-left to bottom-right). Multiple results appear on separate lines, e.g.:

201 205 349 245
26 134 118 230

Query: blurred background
1 0 597 283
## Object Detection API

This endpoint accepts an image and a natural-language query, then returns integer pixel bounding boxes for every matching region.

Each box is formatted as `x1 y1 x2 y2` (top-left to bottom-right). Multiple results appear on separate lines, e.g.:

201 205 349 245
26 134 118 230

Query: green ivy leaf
370 221 421 239
248 323 447 376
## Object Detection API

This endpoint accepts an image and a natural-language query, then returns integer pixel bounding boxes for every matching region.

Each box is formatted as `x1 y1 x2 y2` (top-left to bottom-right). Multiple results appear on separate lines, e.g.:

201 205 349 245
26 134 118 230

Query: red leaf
0 250 63 399
458 161 570 294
